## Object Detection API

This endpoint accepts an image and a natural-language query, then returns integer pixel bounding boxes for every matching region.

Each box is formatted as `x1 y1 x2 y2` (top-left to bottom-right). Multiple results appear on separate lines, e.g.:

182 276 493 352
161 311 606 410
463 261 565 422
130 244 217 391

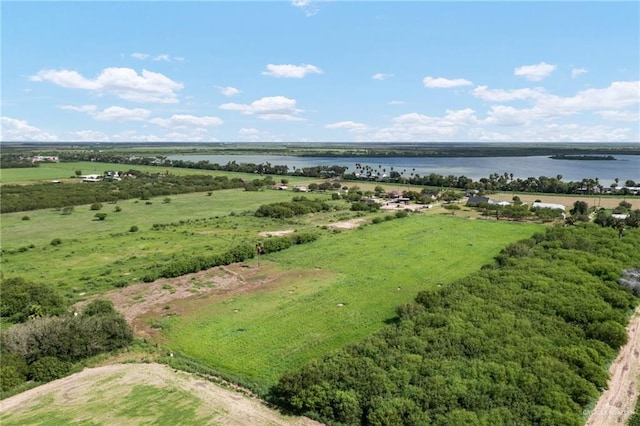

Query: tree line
270 224 640 425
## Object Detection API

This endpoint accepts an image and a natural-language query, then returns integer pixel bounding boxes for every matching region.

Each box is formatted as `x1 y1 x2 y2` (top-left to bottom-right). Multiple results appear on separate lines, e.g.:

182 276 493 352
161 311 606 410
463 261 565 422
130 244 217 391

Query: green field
157 215 542 391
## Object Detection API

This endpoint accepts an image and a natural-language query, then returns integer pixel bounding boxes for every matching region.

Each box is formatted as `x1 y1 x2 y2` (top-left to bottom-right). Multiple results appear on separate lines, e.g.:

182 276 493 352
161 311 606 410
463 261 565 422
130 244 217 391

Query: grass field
153 214 542 391
0 161 311 185
0 188 352 299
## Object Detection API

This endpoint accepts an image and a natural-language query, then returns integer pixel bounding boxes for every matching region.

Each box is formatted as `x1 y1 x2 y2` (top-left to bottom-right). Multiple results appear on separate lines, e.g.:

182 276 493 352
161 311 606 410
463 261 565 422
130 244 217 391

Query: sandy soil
586 305 640 426
327 218 366 229
0 363 321 426
380 202 433 211
259 230 295 237
490 193 634 210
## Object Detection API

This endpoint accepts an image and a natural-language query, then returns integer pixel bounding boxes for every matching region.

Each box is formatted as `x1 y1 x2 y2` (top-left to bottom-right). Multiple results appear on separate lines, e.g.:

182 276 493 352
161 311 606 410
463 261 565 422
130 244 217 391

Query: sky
1 1 639 143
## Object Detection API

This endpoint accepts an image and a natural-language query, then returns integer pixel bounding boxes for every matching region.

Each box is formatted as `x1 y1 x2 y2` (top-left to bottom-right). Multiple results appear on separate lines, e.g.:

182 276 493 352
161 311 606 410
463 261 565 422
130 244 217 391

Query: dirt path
586 305 640 426
0 363 321 425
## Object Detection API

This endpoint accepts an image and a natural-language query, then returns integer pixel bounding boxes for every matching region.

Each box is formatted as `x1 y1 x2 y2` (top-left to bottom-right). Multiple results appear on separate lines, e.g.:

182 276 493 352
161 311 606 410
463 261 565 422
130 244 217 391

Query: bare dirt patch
327 218 366 229
259 229 295 237
586 305 640 426
0 363 321 426
491 193 633 210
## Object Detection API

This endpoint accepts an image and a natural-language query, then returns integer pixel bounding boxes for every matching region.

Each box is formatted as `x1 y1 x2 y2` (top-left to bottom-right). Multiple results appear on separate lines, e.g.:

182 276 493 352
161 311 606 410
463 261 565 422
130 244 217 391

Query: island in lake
550 154 617 161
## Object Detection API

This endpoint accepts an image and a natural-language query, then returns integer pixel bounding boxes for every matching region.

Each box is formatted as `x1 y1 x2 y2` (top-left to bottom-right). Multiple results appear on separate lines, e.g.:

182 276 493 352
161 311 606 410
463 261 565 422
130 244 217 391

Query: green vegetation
156 215 540 392
271 225 640 425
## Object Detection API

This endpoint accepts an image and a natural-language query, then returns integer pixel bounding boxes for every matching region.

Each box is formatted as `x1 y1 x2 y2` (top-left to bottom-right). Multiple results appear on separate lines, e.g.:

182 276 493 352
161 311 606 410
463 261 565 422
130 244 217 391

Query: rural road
586 305 640 426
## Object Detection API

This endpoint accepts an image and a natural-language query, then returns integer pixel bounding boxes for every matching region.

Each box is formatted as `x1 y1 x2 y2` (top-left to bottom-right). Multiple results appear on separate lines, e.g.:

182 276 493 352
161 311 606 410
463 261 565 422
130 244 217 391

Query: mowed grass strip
158 215 542 390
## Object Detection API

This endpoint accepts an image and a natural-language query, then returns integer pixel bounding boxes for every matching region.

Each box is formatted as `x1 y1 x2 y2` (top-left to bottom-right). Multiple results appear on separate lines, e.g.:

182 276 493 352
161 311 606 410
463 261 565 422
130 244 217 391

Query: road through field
586 305 640 426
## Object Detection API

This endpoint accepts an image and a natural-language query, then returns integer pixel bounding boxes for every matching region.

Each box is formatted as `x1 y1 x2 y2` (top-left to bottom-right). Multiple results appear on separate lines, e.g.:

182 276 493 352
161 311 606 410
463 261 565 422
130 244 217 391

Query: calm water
168 154 640 186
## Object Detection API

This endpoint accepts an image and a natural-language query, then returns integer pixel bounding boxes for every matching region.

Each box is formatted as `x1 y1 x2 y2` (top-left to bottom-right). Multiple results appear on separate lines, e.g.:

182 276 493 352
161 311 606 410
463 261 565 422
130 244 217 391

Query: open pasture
0 188 346 299
0 161 311 185
150 215 542 391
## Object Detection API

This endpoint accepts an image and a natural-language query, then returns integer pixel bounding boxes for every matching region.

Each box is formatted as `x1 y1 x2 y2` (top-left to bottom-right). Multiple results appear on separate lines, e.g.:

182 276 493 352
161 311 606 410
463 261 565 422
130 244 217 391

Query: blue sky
1 1 639 143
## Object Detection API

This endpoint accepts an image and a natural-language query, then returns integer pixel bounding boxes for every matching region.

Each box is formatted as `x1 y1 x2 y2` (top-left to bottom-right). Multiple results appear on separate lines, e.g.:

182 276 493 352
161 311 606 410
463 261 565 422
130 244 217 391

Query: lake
167 154 640 186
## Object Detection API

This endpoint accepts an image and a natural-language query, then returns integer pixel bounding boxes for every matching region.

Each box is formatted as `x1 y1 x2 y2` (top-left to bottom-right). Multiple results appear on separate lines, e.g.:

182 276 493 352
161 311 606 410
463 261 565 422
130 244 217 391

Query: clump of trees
1 299 132 391
0 278 67 323
255 197 332 219
270 224 639 425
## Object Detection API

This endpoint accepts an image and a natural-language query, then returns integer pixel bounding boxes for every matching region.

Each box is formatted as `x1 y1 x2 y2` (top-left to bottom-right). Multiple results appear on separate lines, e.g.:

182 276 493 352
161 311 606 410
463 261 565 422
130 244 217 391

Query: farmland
2 157 639 425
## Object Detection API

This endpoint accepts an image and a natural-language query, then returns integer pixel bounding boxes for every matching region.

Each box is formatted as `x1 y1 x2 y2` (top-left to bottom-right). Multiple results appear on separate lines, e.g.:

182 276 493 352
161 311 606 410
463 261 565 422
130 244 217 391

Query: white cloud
423 76 473 88
70 130 110 142
153 54 171 61
536 80 640 113
0 117 59 141
366 109 478 142
93 106 151 121
30 67 183 103
291 0 319 17
325 121 369 132
597 110 640 121
237 127 282 142
472 86 545 102
514 62 556 81
58 104 97 112
389 100 405 105
220 86 241 97
571 68 588 78
262 64 322 78
150 114 223 128
131 52 150 60
220 96 303 121
484 105 532 127
372 73 393 81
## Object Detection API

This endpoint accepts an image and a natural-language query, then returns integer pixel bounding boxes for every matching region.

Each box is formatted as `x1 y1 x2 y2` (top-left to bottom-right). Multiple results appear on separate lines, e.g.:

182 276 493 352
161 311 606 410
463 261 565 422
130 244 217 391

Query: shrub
29 357 70 382
21 216 30 221
129 225 139 232
82 299 116 317
1 366 26 391
90 203 103 211
50 238 62 246
0 277 66 323
163 197 171 204
114 206 122 212
94 213 107 221
61 206 74 215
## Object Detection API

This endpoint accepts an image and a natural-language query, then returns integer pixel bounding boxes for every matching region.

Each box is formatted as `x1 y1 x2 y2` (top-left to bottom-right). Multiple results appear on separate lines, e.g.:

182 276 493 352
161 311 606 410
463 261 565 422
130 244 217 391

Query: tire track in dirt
586 305 640 426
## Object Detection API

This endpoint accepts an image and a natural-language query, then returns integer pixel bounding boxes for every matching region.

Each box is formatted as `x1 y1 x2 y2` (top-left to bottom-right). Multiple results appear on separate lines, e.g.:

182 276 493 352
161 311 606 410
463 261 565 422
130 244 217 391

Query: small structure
532 202 565 211
81 174 102 182
466 196 505 206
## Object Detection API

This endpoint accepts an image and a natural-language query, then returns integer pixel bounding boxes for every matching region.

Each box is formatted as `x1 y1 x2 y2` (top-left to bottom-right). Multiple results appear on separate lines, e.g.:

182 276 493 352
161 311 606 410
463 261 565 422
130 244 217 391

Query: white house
532 202 565 211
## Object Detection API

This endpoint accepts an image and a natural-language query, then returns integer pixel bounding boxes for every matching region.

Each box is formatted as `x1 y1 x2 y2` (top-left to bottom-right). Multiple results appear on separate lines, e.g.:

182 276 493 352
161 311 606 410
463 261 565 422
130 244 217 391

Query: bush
94 213 107 221
0 277 67 323
29 357 71 382
50 238 62 246
82 299 116 317
1 366 26 391
61 206 74 215
90 203 103 211
114 206 122 212
129 225 139 232
21 216 30 221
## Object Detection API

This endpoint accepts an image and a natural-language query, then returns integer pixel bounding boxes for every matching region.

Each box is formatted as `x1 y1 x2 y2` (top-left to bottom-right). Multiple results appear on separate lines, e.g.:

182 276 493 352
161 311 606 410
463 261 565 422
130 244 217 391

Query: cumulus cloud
423 76 473 88
484 105 533 127
536 81 640 114
150 114 223 128
325 121 369 132
220 96 303 121
92 106 151 121
571 68 588 78
58 104 97 113
372 73 393 81
0 117 59 141
472 86 545 102
220 86 241 97
366 109 478 142
30 67 183 103
262 64 322 78
69 130 110 142
597 110 640 121
514 62 556 81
